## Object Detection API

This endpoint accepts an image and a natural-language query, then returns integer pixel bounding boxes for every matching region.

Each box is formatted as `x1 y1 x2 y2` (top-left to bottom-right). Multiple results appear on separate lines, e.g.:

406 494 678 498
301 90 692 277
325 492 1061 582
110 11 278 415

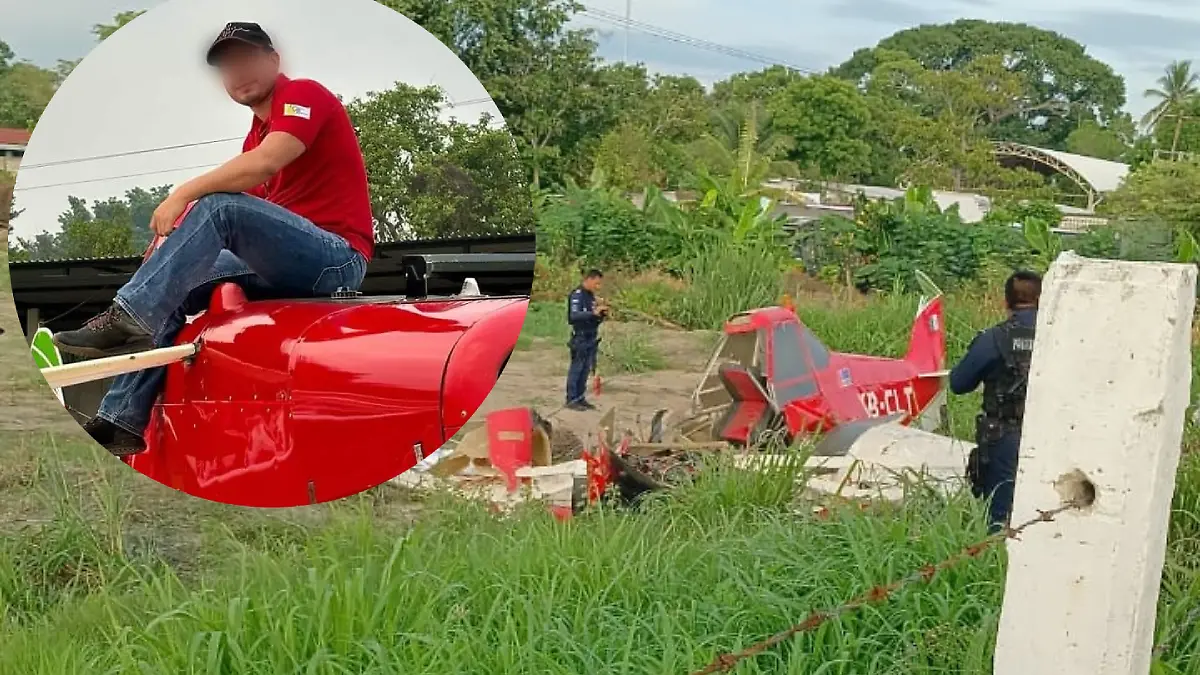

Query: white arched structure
992 141 1129 210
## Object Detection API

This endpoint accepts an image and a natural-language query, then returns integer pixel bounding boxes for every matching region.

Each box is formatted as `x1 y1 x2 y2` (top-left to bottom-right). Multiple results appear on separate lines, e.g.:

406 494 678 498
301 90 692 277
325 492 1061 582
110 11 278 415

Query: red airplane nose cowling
127 287 528 507
440 299 528 439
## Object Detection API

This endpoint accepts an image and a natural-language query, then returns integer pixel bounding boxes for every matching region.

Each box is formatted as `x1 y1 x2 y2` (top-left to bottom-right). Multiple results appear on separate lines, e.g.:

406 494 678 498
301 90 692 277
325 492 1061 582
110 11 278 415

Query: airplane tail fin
904 271 946 375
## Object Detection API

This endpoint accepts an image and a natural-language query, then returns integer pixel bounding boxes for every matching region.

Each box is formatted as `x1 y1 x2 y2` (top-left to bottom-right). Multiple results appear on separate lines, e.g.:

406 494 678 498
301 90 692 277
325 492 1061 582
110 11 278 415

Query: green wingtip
31 327 61 369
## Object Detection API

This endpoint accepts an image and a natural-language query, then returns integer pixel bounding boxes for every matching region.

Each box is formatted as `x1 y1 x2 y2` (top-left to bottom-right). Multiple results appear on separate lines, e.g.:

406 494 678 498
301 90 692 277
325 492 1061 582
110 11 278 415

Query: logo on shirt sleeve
282 103 311 120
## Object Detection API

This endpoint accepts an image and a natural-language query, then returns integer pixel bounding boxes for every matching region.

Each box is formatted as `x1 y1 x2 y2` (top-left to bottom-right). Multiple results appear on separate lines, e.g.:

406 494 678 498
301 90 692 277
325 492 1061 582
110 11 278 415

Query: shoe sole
52 337 154 360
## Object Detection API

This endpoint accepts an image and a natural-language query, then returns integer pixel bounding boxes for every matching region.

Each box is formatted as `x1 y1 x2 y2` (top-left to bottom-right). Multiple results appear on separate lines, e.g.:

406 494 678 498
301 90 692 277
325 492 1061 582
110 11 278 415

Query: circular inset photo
8 0 535 507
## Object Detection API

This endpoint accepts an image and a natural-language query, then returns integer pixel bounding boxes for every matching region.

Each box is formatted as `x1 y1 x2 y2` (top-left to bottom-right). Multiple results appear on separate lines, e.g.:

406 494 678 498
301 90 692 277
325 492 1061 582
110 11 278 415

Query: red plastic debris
486 408 535 492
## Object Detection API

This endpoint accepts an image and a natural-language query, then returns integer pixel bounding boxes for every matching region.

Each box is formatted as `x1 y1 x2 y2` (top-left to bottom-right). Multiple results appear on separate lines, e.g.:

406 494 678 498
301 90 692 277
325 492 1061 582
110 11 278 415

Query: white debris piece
735 422 972 501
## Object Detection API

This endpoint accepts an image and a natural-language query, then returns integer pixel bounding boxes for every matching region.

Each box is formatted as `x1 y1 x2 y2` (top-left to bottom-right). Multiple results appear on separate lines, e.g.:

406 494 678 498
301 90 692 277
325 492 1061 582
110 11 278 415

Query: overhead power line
18 137 243 171
579 6 816 74
15 95 496 178
15 163 222 192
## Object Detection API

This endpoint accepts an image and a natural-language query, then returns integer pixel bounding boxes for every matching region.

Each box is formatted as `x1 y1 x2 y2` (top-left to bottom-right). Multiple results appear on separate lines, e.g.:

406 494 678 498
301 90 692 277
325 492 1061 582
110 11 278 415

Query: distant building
0 128 31 173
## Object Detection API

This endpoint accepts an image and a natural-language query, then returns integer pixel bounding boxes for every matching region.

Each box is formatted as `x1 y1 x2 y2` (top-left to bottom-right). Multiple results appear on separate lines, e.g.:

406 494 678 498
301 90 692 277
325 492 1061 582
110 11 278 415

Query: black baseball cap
206 22 274 66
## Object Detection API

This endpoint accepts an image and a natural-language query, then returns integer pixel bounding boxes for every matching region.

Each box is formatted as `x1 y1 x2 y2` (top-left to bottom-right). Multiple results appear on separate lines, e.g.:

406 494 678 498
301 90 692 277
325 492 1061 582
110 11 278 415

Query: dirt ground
474 328 716 450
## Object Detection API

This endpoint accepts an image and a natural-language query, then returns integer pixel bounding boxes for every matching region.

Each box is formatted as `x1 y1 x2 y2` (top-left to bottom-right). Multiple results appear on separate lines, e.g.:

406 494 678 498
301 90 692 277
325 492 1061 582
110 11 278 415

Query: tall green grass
667 243 787 330
600 328 667 374
0 453 998 674
3 449 1198 674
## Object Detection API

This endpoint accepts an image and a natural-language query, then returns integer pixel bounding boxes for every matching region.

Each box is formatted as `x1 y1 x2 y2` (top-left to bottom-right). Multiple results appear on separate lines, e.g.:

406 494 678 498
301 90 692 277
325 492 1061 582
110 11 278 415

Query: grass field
1 256 1199 674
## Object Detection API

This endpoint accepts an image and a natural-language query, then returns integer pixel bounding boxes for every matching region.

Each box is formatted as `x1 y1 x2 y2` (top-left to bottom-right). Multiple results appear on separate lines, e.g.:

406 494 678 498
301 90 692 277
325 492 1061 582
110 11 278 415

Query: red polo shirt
243 74 374 260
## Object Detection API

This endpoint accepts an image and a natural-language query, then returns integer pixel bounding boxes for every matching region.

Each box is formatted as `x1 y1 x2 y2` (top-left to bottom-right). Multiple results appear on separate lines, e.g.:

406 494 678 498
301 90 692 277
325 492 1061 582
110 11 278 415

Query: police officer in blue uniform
949 270 1041 533
566 269 607 410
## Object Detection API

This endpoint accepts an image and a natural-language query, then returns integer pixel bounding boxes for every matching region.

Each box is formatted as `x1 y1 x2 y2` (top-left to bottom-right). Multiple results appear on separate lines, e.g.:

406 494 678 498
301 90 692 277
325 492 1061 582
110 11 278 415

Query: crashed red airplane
689 286 948 449
425 279 960 514
39 230 532 508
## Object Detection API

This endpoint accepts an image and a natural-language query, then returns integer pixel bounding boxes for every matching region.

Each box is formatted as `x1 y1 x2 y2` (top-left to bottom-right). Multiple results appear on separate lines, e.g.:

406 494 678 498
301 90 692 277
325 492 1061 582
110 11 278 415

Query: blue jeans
97 192 368 435
566 337 597 404
973 432 1020 533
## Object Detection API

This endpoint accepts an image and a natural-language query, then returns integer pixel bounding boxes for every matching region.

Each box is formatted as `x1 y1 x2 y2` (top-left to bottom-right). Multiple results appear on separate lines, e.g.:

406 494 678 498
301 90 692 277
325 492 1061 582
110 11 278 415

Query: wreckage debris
395 399 972 520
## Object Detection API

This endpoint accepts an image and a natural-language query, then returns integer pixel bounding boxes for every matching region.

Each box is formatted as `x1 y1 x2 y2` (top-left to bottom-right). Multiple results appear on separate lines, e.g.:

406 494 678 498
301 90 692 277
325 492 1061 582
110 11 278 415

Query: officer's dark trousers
566 338 597 404
973 432 1021 533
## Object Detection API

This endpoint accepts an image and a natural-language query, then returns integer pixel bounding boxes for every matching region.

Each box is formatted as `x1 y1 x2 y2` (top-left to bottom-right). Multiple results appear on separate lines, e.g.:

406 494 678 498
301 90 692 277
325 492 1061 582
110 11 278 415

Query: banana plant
1022 217 1062 272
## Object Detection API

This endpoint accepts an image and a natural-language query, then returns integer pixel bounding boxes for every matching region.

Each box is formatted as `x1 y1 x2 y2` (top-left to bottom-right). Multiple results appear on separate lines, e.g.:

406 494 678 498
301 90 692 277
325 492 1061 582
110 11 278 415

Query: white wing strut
41 343 198 389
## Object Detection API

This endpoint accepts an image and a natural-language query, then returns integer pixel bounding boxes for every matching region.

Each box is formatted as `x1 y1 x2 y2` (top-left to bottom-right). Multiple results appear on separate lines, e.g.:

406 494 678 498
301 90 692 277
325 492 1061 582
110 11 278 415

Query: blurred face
583 276 603 292
214 43 281 107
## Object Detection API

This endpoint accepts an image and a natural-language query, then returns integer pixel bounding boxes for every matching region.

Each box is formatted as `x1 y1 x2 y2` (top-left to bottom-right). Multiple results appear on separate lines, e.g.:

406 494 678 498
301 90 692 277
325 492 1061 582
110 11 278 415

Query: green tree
375 0 605 187
834 20 1126 149
93 10 146 41
1148 97 1200 157
1141 60 1199 156
10 186 171 260
1065 118 1133 161
711 65 805 104
376 0 581 96
346 83 533 240
867 52 1033 191
686 101 796 190
489 31 603 189
0 40 61 129
592 122 669 190
590 72 708 189
1099 159 1200 230
768 75 872 180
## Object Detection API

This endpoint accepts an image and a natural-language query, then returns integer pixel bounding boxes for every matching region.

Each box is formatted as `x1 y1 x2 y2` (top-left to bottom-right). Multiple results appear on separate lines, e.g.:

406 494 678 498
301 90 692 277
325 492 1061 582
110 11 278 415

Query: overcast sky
6 0 501 236
4 0 1193 233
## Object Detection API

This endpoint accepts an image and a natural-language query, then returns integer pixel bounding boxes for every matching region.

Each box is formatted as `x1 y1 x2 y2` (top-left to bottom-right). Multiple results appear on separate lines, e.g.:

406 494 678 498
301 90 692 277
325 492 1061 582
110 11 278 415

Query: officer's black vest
981 318 1035 424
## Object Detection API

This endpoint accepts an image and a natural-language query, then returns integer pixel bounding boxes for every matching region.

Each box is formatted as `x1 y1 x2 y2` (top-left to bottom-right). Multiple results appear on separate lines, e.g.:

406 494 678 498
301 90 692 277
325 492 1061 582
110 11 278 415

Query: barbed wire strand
689 501 1082 675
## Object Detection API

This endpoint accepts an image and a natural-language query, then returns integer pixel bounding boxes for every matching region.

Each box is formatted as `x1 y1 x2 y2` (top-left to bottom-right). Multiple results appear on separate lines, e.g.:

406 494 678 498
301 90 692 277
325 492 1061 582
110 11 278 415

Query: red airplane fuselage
709 296 946 445
124 283 527 507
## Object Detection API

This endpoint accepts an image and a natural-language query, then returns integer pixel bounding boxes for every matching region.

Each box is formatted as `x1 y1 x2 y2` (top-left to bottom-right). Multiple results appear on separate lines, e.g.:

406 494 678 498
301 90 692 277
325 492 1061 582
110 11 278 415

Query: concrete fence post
993 253 1196 674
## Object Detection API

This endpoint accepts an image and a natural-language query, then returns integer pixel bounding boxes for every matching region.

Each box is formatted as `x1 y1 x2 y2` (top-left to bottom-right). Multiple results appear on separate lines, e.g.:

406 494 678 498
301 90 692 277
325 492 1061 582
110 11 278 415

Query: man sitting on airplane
53 22 374 455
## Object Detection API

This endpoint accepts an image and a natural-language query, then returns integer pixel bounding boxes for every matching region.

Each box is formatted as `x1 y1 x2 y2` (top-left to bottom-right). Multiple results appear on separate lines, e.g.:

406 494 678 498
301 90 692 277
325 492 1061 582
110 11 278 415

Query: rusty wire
689 502 1081 675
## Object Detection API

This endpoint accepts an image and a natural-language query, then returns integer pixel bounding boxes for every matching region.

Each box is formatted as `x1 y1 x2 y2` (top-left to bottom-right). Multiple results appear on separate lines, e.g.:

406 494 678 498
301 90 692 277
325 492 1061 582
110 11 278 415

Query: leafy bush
536 179 656 269
665 240 788 329
796 186 993 292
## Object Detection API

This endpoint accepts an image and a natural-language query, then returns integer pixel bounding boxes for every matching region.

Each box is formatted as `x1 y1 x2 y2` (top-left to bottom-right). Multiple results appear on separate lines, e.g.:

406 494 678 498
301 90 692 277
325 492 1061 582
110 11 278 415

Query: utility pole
623 0 631 62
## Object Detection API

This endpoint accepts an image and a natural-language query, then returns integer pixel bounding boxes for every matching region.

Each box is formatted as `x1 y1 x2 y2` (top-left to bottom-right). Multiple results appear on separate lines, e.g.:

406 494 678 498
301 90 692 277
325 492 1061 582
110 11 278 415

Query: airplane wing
811 414 906 457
